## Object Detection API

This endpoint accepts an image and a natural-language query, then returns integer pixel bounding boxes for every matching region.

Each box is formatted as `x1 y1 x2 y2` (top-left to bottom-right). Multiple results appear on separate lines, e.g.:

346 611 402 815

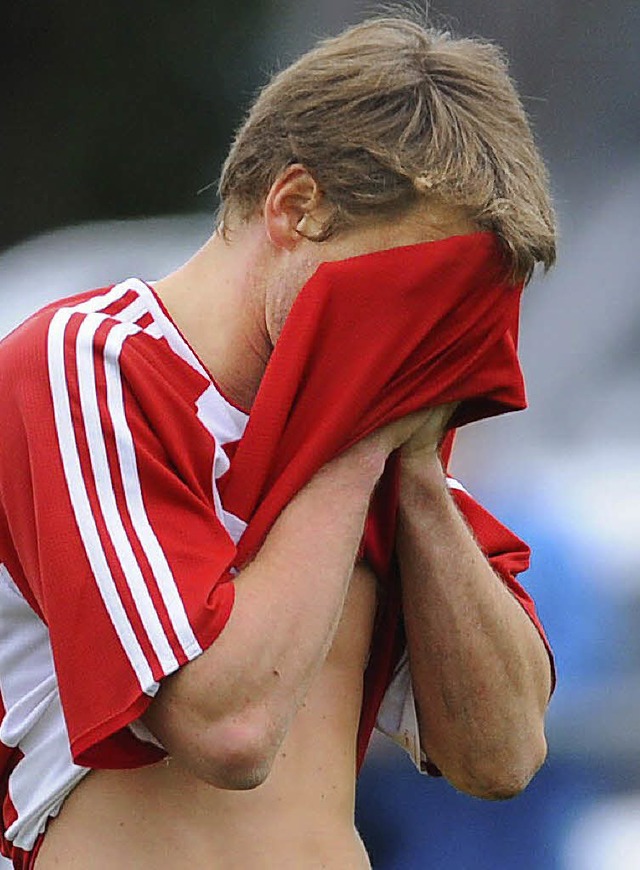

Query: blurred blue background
1 2 639 867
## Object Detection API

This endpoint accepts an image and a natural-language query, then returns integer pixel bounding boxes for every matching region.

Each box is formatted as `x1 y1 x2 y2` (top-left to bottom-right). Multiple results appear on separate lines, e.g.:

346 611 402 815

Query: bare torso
36 563 378 869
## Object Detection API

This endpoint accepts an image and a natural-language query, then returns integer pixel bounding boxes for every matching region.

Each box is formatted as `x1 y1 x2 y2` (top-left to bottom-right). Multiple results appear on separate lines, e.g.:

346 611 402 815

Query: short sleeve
3 309 238 769
447 477 555 686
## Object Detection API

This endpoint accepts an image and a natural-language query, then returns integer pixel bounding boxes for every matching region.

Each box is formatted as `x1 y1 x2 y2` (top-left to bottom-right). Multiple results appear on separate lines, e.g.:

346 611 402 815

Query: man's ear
263 164 324 250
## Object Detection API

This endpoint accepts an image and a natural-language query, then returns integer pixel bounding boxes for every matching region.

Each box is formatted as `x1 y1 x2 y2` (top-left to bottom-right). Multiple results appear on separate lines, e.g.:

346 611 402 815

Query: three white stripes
47 282 459 695
47 288 201 695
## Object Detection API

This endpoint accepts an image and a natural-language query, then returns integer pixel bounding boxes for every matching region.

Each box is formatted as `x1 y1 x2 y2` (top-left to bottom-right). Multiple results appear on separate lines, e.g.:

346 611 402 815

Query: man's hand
370 401 459 460
399 402 459 461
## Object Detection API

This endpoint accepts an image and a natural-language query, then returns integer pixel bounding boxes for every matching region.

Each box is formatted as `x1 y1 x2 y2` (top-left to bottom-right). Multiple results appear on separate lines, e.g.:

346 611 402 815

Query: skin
36 167 551 868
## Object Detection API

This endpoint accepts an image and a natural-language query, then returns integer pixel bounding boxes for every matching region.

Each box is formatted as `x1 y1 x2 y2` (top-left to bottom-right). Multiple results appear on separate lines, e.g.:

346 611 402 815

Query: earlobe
263 164 322 251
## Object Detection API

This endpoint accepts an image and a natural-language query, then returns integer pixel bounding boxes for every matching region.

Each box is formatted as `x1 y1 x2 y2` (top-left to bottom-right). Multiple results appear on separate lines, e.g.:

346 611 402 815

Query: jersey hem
70 581 235 768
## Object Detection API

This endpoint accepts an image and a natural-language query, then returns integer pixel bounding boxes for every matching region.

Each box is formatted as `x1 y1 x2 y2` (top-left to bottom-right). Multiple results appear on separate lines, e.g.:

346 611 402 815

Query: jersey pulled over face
264 201 478 346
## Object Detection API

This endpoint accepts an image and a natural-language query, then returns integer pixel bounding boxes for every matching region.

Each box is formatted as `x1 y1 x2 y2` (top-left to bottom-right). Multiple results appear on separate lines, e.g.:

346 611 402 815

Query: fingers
382 402 459 452
400 401 460 457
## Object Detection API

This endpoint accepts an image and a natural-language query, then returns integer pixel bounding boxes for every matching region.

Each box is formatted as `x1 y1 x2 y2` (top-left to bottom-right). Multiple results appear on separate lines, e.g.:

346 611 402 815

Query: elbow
443 729 548 802
474 732 548 801
142 663 289 789
467 751 546 802
203 717 278 790
175 709 283 790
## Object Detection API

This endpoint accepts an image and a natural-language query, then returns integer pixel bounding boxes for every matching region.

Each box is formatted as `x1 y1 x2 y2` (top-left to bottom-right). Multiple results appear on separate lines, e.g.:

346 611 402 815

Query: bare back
36 563 377 869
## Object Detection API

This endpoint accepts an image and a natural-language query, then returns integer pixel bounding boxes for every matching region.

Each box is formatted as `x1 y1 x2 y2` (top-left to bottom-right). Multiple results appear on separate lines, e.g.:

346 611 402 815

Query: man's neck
154 227 272 412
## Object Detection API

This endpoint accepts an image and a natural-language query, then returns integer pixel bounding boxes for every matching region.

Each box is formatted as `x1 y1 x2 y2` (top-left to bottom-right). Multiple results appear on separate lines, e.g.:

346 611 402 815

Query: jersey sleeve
376 475 555 775
4 310 238 769
447 476 555 681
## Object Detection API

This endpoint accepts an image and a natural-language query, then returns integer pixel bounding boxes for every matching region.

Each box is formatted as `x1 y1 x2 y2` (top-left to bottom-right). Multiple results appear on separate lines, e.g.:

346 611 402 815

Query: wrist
398 451 450 517
322 437 388 494
400 448 445 485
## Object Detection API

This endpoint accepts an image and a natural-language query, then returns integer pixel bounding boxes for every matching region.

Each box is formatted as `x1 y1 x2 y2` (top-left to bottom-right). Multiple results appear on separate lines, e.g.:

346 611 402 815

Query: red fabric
219 231 550 770
0 280 251 862
0 284 237 773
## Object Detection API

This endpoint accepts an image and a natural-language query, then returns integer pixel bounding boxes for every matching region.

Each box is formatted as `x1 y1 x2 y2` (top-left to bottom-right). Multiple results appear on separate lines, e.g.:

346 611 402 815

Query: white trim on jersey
446 476 469 495
112 295 147 325
196 385 249 544
122 279 249 542
129 278 249 433
130 278 211 379
105 281 248 634
0 564 87 851
143 322 163 339
126 278 250 542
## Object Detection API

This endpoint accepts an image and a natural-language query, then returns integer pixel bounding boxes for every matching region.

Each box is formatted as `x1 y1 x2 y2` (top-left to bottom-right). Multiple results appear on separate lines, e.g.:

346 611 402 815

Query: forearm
208 446 382 723
144 439 386 785
397 455 551 799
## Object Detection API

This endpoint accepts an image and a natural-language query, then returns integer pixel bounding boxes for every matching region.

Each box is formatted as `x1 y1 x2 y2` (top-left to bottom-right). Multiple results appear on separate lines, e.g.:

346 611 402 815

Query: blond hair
219 11 556 282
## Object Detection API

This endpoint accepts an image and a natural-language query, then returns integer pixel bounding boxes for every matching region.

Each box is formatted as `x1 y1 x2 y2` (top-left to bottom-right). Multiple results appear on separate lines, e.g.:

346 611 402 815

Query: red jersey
0 279 248 867
0 234 553 867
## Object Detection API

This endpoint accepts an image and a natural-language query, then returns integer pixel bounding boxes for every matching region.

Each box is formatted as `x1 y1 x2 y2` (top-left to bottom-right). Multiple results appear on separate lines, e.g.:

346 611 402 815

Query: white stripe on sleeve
75 314 180 674
47 308 156 693
102 322 202 659
446 477 469 495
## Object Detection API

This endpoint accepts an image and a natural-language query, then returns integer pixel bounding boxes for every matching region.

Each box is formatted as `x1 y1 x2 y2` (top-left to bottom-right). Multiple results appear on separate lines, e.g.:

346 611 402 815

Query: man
0 13 555 869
